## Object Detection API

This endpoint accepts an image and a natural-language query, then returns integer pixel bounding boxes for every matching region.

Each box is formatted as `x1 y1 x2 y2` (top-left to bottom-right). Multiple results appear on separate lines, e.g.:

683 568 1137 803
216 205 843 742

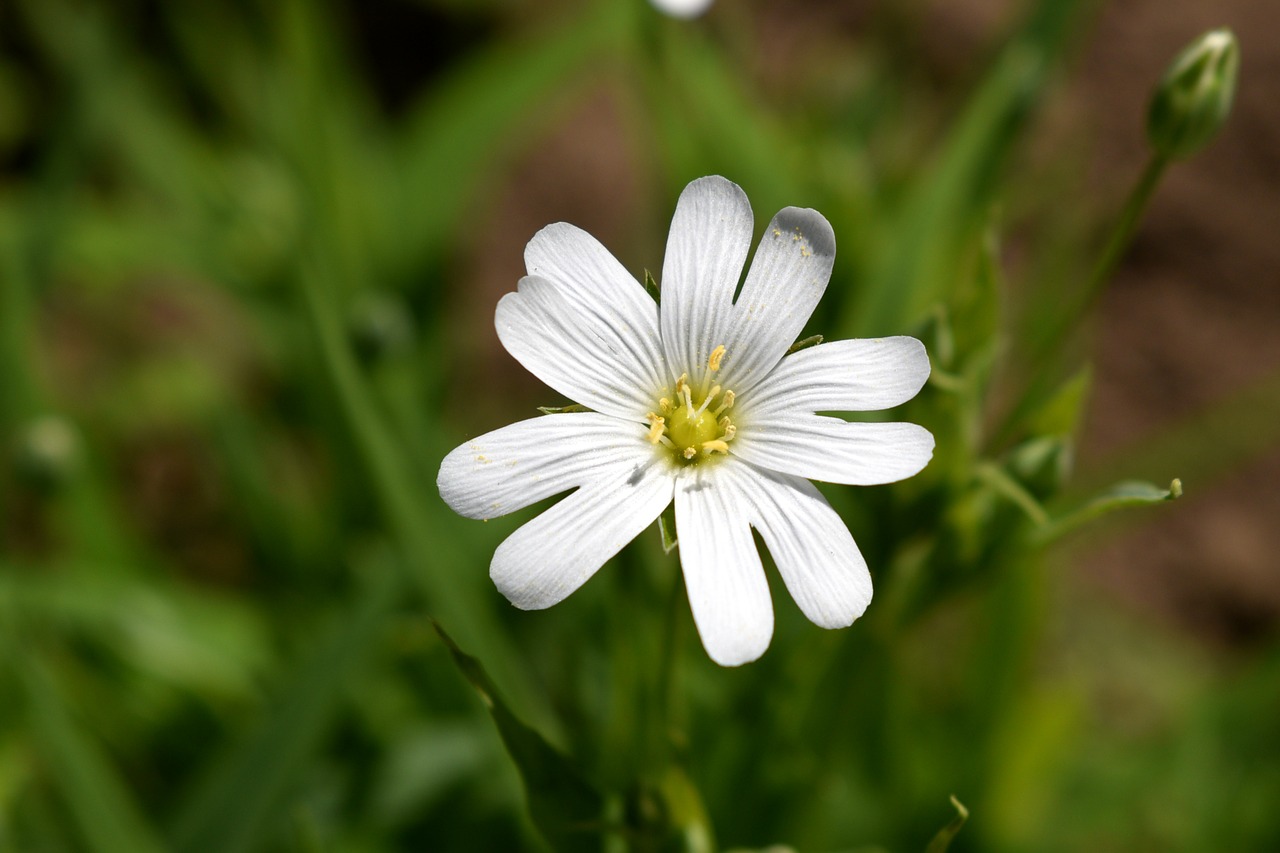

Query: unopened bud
349 293 415 365
12 416 80 492
1147 28 1239 160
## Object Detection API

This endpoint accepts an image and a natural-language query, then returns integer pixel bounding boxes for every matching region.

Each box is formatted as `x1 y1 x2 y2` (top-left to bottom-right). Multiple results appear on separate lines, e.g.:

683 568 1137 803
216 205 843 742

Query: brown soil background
458 0 1280 648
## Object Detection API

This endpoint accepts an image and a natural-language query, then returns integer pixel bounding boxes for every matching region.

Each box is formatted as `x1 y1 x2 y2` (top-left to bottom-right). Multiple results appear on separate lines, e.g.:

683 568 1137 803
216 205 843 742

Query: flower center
645 345 737 465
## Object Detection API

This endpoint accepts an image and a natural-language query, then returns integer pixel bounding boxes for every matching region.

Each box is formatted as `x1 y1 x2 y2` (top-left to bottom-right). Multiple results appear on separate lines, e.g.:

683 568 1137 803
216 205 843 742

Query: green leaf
170 568 400 853
1036 479 1181 545
1025 367 1092 438
433 621 604 853
395 2 629 272
16 657 168 853
926 795 970 853
851 0 1090 337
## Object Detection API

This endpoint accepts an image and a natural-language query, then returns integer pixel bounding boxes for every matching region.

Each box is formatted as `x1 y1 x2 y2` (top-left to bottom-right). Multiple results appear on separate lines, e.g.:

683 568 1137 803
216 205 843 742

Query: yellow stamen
713 390 735 417
682 446 698 460
675 373 694 416
659 397 673 415
645 413 666 445
695 385 721 418
702 439 730 454
707 345 726 372
722 424 737 441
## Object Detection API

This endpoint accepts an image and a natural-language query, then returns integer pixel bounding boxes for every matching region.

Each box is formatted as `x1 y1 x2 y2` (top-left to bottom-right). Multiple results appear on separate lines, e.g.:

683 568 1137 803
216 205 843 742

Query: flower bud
349 293 415 365
1147 28 1240 160
12 416 81 492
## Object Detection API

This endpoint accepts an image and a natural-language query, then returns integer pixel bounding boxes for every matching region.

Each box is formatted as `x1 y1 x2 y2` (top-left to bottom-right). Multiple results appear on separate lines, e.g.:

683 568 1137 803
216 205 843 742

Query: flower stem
999 152 1170 442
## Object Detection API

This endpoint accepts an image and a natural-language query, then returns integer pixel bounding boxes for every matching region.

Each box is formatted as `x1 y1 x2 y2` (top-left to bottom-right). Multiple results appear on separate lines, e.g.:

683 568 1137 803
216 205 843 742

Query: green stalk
297 265 545 724
998 152 1169 443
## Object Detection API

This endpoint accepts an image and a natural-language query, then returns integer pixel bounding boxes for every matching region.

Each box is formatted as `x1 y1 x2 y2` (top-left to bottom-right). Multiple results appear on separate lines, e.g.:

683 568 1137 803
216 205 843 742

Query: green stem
1079 152 1170 329
999 152 1170 442
296 265 545 725
651 557 684 770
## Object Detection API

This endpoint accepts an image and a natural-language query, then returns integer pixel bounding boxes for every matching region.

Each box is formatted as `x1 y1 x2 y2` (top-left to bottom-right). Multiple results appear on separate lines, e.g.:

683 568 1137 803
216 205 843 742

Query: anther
682 446 698 460
707 345 726 372
659 397 673 415
645 413 666 445
675 374 694 416
702 439 730 454
695 385 721 418
713 390 735 417
722 424 737 441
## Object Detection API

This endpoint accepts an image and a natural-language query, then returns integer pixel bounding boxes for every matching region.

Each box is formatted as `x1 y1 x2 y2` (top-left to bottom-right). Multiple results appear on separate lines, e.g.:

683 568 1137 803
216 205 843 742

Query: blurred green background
1 0 1277 851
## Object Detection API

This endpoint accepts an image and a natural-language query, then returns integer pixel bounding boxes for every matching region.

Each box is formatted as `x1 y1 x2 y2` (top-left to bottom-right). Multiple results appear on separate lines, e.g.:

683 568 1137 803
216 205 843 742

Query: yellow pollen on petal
707 345 726 372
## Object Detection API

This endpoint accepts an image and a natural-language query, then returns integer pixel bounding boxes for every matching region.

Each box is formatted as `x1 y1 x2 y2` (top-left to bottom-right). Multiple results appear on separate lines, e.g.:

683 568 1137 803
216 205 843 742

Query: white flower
649 0 714 19
438 176 934 666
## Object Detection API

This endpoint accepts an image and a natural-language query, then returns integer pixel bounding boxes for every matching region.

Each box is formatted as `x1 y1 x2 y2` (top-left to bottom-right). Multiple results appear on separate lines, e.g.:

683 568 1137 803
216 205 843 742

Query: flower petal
491 455 675 611
733 462 872 628
744 337 931 418
496 275 663 420
659 176 754 381
720 207 835 394
524 221 666 379
674 465 773 666
732 416 934 485
437 413 651 520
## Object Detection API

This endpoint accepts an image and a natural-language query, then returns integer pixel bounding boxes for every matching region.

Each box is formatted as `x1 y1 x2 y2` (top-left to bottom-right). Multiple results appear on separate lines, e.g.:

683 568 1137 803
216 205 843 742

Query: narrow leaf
1036 479 1181 545
18 657 167 853
171 569 400 853
433 621 604 853
926 795 970 853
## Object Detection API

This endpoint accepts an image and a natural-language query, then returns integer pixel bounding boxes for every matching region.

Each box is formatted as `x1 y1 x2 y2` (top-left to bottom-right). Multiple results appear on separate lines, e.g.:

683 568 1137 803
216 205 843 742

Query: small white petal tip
650 0 714 19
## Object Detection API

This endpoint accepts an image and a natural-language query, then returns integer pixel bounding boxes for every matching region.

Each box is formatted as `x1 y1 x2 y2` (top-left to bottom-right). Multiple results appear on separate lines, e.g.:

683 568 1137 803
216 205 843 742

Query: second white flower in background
438 176 933 666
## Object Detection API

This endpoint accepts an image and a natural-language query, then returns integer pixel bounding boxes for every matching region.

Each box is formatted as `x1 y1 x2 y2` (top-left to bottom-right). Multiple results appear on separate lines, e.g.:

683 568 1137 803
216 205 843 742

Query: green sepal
433 621 604 853
926 795 970 853
658 505 678 554
785 334 823 355
643 269 661 304
1147 28 1239 160
537 404 592 415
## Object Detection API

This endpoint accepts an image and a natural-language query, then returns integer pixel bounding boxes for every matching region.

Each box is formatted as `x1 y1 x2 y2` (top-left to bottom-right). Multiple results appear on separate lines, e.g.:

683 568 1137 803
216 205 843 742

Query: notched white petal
490 456 674 611
723 206 836 394
736 463 872 629
437 414 652 520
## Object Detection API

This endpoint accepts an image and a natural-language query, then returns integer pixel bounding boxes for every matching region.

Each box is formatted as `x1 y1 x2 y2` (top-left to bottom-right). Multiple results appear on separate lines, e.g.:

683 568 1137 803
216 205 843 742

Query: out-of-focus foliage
1 1 1276 851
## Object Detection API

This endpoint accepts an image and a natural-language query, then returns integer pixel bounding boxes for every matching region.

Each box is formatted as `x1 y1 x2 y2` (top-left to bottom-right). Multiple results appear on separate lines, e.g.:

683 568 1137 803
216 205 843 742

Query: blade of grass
15 656 167 853
169 564 400 853
848 0 1093 338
